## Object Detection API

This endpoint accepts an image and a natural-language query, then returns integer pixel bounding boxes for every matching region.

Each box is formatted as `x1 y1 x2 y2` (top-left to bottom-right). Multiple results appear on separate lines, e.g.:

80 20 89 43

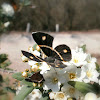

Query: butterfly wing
39 45 63 61
32 32 54 57
54 44 71 61
25 71 44 83
21 50 45 62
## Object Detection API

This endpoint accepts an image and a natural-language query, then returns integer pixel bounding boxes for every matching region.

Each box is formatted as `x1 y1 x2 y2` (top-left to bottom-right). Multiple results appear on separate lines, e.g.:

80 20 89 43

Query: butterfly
25 71 44 83
22 32 72 68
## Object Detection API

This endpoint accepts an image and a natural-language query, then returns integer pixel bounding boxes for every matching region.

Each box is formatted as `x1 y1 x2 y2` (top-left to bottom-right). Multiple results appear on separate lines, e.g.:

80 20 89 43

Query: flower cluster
1 3 15 17
0 3 15 33
14 44 100 100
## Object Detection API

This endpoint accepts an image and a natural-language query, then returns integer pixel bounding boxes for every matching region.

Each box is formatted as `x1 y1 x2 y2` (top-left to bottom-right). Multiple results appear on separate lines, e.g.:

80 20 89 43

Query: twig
0 69 18 74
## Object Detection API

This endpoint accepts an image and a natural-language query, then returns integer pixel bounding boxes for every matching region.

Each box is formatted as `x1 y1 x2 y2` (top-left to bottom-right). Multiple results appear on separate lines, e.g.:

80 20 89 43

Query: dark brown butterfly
22 32 71 68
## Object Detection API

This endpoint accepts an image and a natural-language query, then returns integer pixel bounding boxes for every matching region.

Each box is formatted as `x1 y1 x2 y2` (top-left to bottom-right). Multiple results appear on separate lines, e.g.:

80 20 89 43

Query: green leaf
80 44 86 52
24 0 31 6
68 81 98 95
40 90 51 100
41 96 49 100
95 63 100 73
4 87 16 93
92 83 100 95
14 85 34 100
21 79 33 86
0 60 11 69
12 72 24 81
20 0 31 6
0 54 8 63
27 73 33 76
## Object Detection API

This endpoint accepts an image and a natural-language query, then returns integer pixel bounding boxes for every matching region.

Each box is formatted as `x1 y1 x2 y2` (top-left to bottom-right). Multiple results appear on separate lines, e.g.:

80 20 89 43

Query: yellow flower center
32 91 35 94
52 77 58 84
58 93 64 99
86 71 92 77
69 88 75 94
87 60 91 63
73 59 78 63
69 73 76 79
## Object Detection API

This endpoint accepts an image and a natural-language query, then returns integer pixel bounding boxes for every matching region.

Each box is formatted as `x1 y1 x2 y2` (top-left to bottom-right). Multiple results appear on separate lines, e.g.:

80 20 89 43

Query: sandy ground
0 31 100 72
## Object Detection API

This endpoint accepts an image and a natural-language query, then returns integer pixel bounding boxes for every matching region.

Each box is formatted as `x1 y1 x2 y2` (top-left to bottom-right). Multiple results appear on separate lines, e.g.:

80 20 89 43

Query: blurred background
0 0 100 100
1 0 100 31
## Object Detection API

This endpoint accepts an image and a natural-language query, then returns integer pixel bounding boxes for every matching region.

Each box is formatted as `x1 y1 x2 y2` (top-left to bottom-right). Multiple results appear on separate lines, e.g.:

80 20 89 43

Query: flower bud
22 71 27 77
38 83 43 87
36 45 40 51
25 69 29 72
21 54 28 62
84 92 97 100
33 82 37 87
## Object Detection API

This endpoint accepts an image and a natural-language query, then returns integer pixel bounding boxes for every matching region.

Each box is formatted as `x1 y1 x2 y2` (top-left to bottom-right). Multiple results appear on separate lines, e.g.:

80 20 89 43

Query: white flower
33 50 40 57
61 83 82 99
70 48 87 66
25 89 42 100
21 55 28 62
43 68 65 92
86 54 97 64
1 3 14 17
64 65 83 82
28 46 40 57
97 97 100 100
49 92 67 100
84 92 97 100
62 61 72 67
28 46 34 53
75 47 84 52
28 60 40 72
49 92 55 99
4 22 10 27
39 62 50 74
30 89 42 100
99 80 100 85
31 64 39 72
82 64 99 83
28 60 38 66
